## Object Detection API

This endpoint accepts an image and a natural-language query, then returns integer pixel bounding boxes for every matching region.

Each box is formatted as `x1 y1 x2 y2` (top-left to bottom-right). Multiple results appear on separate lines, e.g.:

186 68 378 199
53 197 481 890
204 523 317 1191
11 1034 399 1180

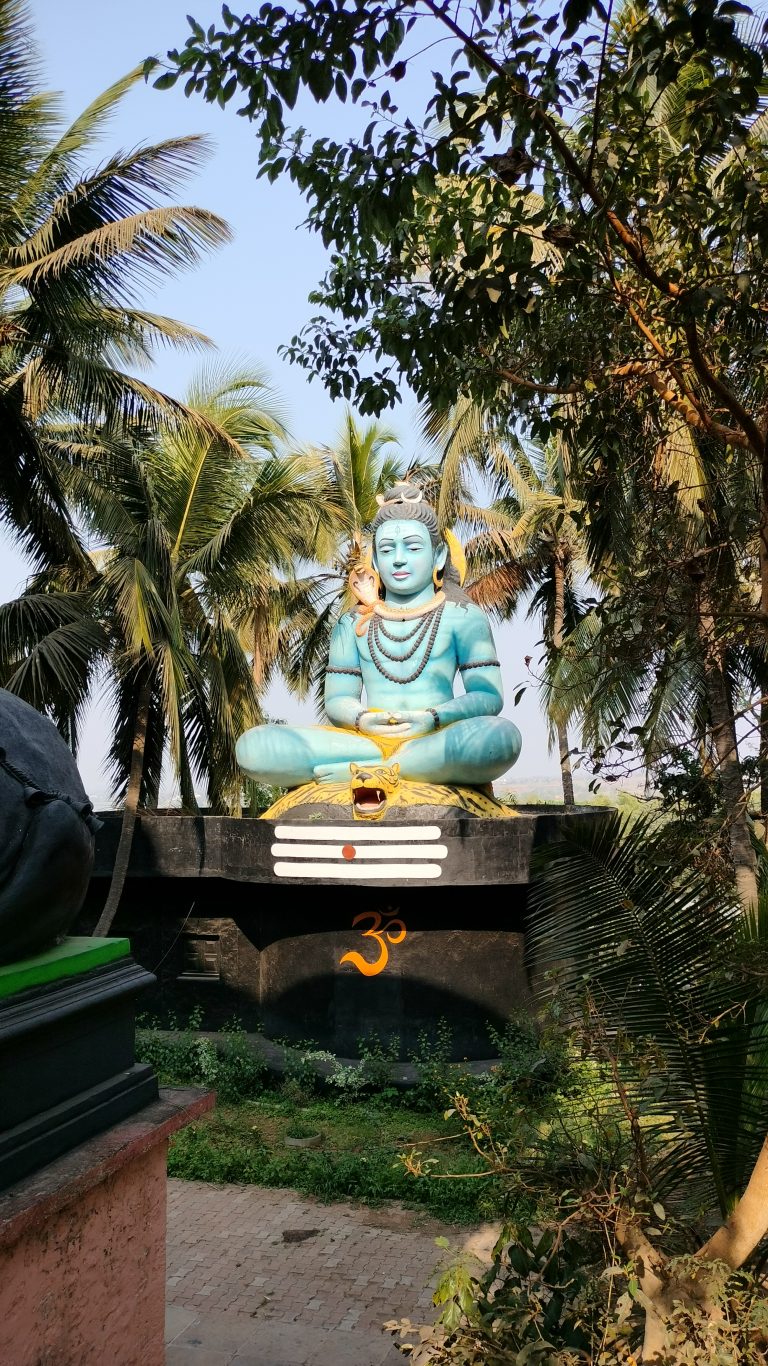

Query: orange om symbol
339 911 407 977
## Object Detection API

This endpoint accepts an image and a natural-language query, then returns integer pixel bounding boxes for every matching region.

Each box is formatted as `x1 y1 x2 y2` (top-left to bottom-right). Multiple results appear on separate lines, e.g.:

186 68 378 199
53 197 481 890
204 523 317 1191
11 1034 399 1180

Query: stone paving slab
165 1179 494 1365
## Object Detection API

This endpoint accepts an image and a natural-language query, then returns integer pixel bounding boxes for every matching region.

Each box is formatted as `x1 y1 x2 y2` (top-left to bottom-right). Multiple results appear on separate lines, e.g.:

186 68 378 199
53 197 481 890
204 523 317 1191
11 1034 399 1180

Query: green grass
138 1013 571 1224
167 1094 509 1224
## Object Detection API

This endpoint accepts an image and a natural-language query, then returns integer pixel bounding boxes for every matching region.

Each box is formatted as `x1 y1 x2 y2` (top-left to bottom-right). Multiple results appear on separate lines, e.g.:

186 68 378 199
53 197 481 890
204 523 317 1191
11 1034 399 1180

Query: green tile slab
0 937 131 1000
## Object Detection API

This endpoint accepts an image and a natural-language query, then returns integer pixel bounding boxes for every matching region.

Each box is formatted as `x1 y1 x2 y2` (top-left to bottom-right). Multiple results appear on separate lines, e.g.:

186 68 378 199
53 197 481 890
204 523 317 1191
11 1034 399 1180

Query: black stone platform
92 804 601 887
85 806 606 1060
0 951 158 1189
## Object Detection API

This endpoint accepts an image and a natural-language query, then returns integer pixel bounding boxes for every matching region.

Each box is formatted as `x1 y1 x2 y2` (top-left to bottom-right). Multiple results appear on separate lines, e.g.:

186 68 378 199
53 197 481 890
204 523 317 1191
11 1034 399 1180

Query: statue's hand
384 710 435 738
356 710 411 736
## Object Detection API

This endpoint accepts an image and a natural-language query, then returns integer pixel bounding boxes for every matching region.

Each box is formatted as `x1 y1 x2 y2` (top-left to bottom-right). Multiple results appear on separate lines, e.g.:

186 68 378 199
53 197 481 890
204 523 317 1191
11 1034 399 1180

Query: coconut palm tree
543 402 765 907
0 0 229 566
315 409 403 550
529 811 768 1360
0 364 338 932
466 437 588 806
231 570 330 703
423 396 588 805
285 410 413 701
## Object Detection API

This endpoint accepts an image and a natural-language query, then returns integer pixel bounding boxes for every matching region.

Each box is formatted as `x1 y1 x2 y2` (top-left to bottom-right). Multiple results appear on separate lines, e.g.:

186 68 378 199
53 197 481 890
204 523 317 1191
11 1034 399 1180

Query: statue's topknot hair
371 483 440 547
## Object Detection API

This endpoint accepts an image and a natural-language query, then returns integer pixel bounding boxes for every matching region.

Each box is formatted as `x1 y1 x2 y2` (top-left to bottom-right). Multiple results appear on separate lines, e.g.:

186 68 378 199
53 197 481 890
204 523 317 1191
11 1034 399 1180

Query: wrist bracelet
354 709 367 730
427 707 441 731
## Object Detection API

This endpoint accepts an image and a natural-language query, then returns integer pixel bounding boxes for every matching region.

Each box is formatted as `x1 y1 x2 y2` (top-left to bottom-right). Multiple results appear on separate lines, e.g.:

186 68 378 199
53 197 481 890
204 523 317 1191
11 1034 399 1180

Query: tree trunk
252 612 264 689
699 1134 768 1269
760 692 768 832
552 554 575 807
696 580 758 912
760 461 768 640
616 1133 768 1360
94 679 151 937
556 720 575 806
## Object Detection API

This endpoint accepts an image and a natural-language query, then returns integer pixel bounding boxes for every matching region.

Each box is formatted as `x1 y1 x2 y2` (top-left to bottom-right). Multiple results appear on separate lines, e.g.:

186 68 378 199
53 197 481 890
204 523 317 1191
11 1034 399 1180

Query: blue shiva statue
236 483 521 794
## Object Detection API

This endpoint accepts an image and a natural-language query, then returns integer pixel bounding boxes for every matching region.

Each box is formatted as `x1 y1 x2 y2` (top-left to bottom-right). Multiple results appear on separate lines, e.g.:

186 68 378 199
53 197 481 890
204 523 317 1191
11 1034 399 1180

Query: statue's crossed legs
236 715 521 789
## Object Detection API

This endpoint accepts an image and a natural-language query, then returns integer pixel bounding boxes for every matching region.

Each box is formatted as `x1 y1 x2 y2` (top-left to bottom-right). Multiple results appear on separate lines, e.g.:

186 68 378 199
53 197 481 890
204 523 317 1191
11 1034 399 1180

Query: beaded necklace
376 615 429 643
371 612 434 661
366 602 445 684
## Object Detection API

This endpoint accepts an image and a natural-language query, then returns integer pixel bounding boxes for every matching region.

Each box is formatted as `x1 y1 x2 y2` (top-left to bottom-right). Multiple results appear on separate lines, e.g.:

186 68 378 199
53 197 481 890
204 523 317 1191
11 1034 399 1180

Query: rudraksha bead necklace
366 602 446 684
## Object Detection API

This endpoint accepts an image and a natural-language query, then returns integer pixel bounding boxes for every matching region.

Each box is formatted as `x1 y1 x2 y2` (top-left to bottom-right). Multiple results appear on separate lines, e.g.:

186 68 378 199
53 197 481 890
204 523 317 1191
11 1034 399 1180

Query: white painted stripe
273 862 443 880
274 824 442 842
271 843 447 860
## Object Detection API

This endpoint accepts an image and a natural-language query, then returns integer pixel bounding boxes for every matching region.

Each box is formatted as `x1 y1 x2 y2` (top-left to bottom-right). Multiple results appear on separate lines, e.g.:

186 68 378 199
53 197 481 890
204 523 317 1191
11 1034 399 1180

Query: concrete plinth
0 1087 212 1366
87 807 607 1060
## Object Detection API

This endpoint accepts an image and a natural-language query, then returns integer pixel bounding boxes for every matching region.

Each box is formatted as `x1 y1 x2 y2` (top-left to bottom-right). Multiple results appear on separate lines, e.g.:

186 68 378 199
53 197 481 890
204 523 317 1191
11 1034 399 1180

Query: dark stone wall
84 808 607 1059
79 878 532 1059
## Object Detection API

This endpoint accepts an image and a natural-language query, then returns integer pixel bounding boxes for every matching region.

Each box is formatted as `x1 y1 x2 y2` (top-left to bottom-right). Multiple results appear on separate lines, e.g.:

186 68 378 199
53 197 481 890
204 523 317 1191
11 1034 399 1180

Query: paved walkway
164 1179 494 1366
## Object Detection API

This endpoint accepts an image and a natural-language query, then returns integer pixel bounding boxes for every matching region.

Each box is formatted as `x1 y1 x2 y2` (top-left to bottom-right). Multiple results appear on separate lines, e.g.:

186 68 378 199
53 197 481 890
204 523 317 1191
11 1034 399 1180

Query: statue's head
371 484 448 598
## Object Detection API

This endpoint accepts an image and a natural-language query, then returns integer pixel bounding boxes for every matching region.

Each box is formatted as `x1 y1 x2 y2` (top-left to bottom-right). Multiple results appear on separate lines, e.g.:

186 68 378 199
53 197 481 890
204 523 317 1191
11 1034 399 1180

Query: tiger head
349 762 400 821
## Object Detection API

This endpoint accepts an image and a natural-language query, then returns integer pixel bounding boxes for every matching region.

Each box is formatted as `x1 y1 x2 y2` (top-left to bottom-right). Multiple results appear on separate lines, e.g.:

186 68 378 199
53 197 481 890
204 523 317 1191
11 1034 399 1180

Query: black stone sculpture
0 688 100 964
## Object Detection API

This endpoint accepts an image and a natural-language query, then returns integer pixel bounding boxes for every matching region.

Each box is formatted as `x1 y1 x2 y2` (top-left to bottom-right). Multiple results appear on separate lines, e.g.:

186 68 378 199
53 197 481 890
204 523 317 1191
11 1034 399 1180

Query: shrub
387 1223 601 1364
485 1011 572 1102
135 1016 267 1102
407 1019 459 1110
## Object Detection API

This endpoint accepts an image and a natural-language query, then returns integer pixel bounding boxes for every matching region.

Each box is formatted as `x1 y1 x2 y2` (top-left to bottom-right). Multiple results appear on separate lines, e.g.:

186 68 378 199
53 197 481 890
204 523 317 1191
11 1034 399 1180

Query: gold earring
433 565 444 590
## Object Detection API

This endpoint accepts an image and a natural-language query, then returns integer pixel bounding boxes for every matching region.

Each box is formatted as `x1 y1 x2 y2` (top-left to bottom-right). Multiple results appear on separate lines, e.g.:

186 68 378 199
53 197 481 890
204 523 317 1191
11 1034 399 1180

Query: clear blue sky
0 0 563 803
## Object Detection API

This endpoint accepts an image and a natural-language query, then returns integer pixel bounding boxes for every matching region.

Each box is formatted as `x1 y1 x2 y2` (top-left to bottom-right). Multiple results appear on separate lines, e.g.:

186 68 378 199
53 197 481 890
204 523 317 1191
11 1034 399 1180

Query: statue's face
373 519 446 596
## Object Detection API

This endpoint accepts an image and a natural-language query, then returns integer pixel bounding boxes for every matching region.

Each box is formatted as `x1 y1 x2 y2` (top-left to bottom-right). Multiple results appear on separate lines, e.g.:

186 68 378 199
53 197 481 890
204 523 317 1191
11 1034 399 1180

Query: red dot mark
342 844 356 861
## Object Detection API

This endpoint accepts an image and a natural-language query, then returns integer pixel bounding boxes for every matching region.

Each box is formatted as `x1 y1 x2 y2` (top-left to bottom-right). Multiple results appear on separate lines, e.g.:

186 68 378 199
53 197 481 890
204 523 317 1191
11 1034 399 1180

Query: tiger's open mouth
351 782 388 818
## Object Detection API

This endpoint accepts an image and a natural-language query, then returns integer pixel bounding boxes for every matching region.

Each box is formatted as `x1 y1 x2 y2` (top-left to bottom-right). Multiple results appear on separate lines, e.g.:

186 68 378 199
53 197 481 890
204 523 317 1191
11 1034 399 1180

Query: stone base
80 879 534 1059
88 808 608 1058
93 804 605 887
0 1088 213 1366
0 938 158 1189
0 1065 158 1193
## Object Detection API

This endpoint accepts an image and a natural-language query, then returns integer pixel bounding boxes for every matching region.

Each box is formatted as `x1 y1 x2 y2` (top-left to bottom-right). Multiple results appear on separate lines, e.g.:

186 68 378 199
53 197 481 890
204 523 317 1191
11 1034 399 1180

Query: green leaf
562 0 594 37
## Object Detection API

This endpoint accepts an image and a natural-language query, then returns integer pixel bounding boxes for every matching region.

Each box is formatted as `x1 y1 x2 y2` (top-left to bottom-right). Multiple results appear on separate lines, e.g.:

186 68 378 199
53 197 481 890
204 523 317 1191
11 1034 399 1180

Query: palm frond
0 588 107 742
0 1 56 226
5 203 229 289
529 813 768 1213
11 64 147 221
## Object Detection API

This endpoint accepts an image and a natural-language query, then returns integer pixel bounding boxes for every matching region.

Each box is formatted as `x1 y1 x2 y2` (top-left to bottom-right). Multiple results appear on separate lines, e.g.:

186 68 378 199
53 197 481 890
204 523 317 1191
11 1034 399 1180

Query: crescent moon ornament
376 484 423 508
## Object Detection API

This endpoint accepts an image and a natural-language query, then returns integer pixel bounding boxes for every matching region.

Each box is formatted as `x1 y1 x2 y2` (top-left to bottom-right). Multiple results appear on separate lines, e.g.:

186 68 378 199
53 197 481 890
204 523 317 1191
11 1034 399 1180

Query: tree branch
602 236 713 426
491 363 581 395
614 1214 666 1300
610 361 751 448
623 298 708 418
419 0 682 300
682 318 765 458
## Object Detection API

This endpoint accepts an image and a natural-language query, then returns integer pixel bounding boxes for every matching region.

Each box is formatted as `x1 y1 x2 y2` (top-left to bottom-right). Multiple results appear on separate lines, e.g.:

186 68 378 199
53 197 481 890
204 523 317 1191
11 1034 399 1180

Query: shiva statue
236 484 521 819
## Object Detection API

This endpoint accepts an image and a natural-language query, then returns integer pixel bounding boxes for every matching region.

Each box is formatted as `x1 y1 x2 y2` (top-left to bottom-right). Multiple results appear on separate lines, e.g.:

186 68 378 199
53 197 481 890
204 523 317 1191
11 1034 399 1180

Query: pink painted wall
0 1143 167 1366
